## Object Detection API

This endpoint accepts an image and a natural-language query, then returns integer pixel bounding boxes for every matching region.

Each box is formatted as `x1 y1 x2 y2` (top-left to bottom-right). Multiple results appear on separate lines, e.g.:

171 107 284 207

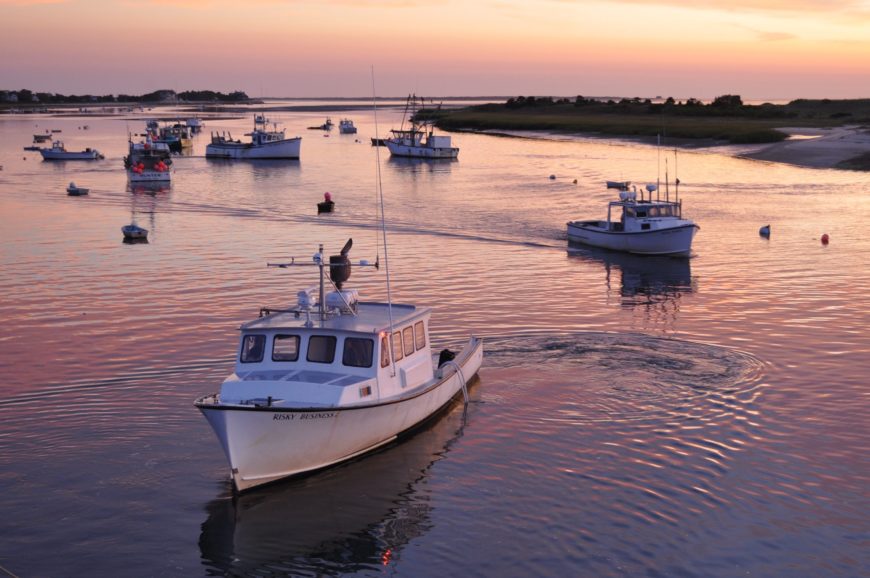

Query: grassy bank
431 98 870 145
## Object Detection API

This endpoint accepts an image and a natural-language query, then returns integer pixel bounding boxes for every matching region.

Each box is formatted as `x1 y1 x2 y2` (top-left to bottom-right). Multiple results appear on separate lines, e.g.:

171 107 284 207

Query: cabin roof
241 301 430 334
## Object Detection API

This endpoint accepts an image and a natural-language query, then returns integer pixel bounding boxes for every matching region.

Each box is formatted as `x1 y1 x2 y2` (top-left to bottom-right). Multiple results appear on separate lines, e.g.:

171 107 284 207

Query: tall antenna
656 133 661 202
371 66 397 376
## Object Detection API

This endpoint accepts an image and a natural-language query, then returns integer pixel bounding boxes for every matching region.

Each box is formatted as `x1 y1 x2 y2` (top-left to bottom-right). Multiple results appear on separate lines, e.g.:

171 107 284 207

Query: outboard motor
329 238 353 289
438 348 456 368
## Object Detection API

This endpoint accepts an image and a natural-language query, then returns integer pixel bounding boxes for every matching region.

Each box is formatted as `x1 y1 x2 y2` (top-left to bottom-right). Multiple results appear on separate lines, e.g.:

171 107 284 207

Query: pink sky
1 0 869 100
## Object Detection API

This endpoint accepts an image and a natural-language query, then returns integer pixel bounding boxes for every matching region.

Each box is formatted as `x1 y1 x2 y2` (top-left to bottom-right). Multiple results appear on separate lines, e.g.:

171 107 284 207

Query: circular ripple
481 331 766 424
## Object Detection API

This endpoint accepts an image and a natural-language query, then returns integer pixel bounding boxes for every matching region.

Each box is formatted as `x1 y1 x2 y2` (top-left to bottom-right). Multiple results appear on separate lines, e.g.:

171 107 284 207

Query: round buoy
821 233 829 244
759 225 770 237
549 174 556 180
573 179 578 184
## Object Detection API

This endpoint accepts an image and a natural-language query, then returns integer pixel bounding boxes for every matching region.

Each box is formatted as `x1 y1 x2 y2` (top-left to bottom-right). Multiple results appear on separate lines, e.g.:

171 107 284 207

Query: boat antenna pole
656 133 661 203
665 157 670 202
372 66 397 376
674 147 679 206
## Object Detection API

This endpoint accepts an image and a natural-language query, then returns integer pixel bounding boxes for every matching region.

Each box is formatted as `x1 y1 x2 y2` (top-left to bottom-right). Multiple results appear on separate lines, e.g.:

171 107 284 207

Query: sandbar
740 125 870 169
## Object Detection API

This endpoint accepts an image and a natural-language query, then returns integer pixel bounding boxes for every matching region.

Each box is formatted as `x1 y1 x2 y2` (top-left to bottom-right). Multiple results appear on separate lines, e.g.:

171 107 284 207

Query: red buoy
821 233 829 244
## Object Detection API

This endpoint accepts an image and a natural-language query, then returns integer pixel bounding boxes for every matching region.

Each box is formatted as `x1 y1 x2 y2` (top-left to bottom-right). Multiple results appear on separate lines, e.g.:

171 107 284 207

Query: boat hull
196 337 483 492
205 138 301 160
128 169 170 182
385 141 459 159
567 221 699 256
40 150 102 160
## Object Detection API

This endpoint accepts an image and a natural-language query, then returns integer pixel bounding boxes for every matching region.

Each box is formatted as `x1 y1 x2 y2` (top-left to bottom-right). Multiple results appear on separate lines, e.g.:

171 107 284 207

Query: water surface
0 107 867 577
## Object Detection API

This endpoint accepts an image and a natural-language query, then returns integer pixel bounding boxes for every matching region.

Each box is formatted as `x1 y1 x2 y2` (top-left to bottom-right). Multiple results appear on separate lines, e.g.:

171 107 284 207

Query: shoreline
737 125 870 170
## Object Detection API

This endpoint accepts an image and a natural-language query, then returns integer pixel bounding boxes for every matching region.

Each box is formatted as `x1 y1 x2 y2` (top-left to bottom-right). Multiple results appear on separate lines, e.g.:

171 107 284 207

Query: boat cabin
218 297 435 409
603 188 686 233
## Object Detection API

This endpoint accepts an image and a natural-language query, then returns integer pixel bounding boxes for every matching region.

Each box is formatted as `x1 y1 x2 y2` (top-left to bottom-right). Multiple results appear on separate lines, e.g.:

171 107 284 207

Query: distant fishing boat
39 141 104 160
339 119 357 134
385 94 458 159
206 115 301 160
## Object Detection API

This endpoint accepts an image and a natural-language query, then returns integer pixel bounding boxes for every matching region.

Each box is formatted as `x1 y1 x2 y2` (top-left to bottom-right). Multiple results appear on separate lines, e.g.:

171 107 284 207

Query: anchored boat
39 141 104 160
385 94 458 159
567 182 699 256
206 115 301 160
338 118 357 134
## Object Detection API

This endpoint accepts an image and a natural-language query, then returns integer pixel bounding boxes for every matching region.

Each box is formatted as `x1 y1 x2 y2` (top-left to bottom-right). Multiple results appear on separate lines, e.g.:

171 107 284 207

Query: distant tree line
0 88 250 104
499 94 870 121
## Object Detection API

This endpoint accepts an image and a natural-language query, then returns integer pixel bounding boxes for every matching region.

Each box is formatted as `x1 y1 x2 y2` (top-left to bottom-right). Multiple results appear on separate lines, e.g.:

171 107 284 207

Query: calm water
0 106 868 577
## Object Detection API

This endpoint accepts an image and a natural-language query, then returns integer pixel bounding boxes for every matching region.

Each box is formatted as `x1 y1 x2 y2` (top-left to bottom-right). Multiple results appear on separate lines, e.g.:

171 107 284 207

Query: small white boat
186 117 204 132
195 239 483 492
33 133 51 143
606 180 631 190
338 119 357 134
206 115 301 160
121 223 148 240
40 141 104 160
66 182 89 196
567 183 699 256
385 94 458 159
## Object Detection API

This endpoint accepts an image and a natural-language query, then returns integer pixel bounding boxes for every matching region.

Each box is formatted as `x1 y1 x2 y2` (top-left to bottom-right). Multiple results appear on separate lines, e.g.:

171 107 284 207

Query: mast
373 68 397 376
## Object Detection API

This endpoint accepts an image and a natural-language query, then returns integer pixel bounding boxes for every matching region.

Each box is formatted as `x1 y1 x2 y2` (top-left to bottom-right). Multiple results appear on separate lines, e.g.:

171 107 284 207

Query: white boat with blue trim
206 115 301 160
567 182 699 256
195 239 483 492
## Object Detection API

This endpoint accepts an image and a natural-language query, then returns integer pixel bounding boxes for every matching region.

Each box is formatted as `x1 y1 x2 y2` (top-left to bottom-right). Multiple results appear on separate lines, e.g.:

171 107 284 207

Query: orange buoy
821 233 829 244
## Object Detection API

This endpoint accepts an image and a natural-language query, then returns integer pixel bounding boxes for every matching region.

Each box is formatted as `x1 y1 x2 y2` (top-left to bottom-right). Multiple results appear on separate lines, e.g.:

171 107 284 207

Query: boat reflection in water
122 182 168 243
198 393 474 576
568 242 695 311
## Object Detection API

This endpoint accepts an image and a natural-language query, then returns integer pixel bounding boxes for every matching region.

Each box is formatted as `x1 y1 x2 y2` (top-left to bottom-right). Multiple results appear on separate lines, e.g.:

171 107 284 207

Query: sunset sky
2 0 869 100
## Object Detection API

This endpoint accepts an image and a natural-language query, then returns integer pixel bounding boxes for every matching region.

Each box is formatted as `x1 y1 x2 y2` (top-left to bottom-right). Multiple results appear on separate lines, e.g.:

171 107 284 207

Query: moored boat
66 182 89 196
567 183 699 256
124 137 172 182
385 94 458 159
339 118 357 134
39 141 104 160
206 115 301 160
121 223 148 240
194 239 483 492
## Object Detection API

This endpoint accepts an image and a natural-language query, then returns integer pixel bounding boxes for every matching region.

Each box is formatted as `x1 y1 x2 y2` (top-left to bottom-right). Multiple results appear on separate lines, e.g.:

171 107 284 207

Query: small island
428 95 870 170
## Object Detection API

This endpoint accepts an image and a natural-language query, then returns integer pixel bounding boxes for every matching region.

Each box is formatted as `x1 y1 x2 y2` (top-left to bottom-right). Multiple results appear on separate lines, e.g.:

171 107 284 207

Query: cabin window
307 335 337 364
240 334 266 363
649 207 659 217
414 321 426 351
636 211 647 217
641 223 651 230
403 327 415 356
272 334 300 362
343 337 374 368
380 335 391 368
625 207 636 218
391 331 404 362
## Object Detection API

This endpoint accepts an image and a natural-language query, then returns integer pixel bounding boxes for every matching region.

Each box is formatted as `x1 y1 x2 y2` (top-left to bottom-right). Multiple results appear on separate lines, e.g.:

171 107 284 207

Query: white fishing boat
338 118 357 134
567 183 699 256
195 237 483 492
66 182 89 196
206 115 301 160
385 94 458 159
39 141 104 160
124 137 172 182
